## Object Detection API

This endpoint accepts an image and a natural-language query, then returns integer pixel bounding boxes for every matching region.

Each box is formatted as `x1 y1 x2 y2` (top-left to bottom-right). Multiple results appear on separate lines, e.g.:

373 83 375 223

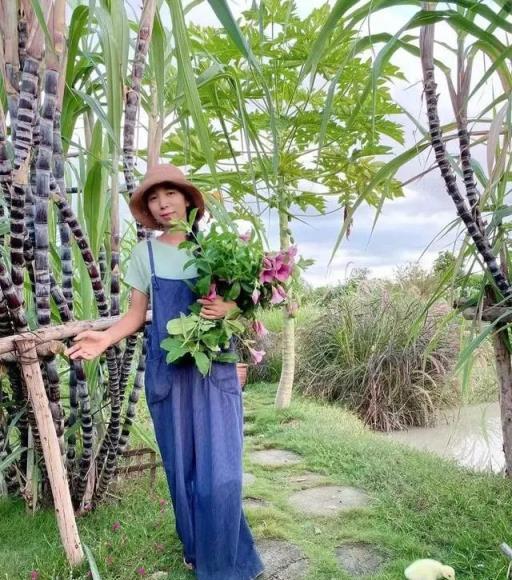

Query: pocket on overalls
208 362 241 396
144 353 172 404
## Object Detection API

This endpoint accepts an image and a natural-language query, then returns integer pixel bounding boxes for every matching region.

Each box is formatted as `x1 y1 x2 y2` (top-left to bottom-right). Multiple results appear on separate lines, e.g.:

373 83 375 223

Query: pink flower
287 245 298 259
274 262 293 282
252 320 268 337
136 567 146 576
112 521 121 532
251 288 261 304
270 285 287 305
260 257 275 283
30 572 39 580
248 347 265 364
205 283 217 301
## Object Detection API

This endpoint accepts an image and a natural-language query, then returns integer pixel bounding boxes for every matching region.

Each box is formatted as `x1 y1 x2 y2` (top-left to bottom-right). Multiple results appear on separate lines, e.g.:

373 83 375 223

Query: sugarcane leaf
149 10 165 119
0 446 26 472
83 544 102 580
83 120 108 259
166 0 217 181
193 351 211 376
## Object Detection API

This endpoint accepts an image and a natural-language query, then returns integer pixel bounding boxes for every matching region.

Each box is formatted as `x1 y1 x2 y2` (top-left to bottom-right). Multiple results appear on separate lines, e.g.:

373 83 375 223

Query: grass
1 382 510 579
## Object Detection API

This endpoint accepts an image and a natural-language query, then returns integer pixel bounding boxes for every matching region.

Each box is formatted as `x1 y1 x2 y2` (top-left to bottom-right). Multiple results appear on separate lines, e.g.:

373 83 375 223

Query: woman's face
146 186 190 228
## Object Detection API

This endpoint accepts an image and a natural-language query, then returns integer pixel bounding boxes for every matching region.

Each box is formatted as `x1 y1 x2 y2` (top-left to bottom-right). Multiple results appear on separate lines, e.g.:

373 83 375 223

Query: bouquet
160 213 305 376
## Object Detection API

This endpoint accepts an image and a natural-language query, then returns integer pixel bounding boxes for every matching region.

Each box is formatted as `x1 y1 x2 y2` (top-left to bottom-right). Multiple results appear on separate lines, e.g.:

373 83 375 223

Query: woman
67 164 264 580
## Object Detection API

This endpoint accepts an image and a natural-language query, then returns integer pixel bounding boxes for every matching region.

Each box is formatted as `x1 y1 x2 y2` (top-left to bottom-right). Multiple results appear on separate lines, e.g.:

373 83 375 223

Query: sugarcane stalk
118 0 157 407
0 106 13 207
50 189 122 500
118 332 146 453
2 1 20 146
419 22 512 299
53 111 73 311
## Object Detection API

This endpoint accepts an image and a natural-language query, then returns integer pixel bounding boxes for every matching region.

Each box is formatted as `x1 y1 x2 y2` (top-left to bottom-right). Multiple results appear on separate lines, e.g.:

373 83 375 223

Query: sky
126 0 495 286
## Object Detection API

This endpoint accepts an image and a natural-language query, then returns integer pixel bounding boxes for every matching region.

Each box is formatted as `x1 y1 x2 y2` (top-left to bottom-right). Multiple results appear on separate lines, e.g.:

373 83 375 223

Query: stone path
243 445 381 576
335 542 387 577
249 449 302 466
256 539 309 579
288 485 371 516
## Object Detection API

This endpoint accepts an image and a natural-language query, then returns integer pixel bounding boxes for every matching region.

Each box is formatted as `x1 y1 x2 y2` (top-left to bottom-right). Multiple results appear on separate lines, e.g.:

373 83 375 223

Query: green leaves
83 120 109 259
166 314 200 336
193 351 211 376
161 337 189 363
166 0 217 180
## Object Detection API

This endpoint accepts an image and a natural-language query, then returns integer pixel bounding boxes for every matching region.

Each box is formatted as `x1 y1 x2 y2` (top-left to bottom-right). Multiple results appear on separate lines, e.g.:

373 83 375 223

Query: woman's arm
66 289 149 360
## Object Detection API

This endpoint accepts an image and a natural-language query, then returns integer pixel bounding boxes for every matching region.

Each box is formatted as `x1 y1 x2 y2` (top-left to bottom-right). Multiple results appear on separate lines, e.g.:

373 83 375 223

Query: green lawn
1 382 510 579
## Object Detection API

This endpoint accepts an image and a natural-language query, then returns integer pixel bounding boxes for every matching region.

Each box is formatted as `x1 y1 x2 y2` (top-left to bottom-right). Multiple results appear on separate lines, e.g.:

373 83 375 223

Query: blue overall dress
144 241 264 580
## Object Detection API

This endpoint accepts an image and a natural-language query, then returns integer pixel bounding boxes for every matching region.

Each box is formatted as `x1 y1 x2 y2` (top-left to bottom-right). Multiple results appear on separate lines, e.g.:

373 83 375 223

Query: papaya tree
160 0 404 407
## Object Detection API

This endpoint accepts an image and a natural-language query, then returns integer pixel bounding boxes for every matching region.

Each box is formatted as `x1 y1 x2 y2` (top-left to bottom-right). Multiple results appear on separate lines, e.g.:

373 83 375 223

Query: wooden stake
15 338 84 567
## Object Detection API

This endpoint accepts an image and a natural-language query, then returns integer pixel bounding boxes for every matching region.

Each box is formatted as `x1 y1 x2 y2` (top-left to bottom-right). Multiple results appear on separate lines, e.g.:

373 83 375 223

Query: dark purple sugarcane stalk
34 68 58 327
0 109 13 207
0 258 28 333
47 274 93 503
53 111 73 311
118 332 147 454
13 57 39 171
116 0 157 412
17 18 28 73
420 25 512 298
51 190 122 499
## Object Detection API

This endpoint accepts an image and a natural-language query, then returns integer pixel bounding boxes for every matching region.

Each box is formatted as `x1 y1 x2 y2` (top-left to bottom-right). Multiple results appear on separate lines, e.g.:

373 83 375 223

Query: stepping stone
256 539 309 579
288 485 370 516
243 497 269 510
335 542 387 577
148 573 168 580
250 449 302 467
287 472 328 488
243 472 256 486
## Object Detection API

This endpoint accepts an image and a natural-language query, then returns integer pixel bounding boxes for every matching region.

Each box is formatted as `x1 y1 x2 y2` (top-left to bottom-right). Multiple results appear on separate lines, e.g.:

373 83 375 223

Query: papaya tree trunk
274 201 295 409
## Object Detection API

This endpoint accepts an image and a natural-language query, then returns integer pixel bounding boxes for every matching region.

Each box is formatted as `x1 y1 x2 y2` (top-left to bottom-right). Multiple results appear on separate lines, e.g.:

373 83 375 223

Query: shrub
295 286 459 431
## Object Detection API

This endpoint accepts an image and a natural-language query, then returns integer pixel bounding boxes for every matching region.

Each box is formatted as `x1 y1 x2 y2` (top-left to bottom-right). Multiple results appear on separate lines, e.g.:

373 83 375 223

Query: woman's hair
143 182 201 238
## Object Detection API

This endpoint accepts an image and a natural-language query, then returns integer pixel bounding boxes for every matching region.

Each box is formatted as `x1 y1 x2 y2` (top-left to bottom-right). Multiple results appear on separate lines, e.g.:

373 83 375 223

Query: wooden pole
0 311 151 355
15 338 84 566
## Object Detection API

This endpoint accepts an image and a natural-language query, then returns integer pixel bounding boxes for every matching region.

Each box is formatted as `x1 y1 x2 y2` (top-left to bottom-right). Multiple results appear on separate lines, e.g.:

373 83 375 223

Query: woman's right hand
65 330 112 360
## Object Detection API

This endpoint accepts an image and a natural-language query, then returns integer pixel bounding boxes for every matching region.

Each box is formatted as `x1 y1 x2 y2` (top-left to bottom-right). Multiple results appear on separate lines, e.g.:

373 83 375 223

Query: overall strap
147 241 159 288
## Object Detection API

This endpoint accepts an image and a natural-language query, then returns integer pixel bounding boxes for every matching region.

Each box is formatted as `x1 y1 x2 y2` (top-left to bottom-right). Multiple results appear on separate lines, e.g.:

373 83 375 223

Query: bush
295 286 459 431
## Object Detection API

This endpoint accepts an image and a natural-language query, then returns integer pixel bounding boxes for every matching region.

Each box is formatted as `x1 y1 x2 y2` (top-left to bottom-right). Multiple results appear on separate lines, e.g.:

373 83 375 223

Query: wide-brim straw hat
129 164 205 230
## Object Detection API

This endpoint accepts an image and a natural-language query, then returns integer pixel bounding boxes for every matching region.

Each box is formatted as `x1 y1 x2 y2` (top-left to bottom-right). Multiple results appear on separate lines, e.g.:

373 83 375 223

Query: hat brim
129 178 205 230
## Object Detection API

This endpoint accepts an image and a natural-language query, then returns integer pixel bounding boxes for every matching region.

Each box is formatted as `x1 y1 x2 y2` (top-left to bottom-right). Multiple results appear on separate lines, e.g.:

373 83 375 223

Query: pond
381 401 504 473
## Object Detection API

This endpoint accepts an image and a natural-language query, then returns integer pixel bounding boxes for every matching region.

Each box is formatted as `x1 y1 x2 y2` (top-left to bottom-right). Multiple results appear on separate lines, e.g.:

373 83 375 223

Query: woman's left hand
197 296 238 320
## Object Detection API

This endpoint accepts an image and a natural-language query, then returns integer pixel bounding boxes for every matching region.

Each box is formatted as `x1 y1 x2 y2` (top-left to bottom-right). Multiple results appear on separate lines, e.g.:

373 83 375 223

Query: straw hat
129 164 205 230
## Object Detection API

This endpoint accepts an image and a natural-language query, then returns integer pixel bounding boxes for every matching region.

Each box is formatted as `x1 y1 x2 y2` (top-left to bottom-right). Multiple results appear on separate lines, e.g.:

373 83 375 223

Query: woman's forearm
103 310 147 346
104 289 149 346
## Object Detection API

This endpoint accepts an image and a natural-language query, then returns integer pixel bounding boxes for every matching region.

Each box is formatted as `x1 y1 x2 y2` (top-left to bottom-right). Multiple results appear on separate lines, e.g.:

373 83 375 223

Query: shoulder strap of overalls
147 240 157 277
